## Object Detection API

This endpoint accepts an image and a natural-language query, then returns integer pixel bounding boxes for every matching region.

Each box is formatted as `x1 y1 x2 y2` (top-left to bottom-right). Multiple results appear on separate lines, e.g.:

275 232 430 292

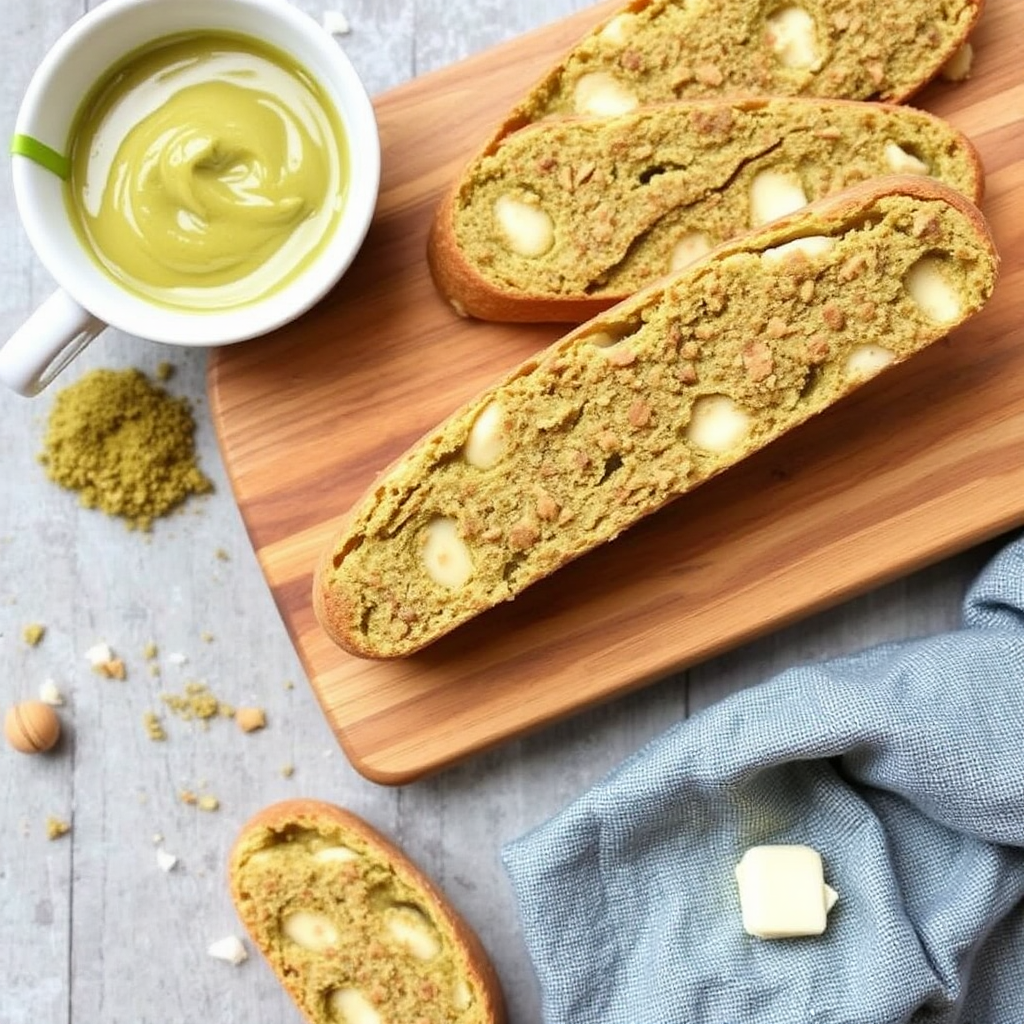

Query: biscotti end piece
428 97 984 323
320 177 999 659
230 800 506 1024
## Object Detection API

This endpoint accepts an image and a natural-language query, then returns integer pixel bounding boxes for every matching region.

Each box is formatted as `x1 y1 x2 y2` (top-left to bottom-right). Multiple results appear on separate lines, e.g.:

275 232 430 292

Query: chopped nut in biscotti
822 303 846 331
743 340 775 381
534 488 560 521
509 519 541 551
628 399 653 428
839 253 869 281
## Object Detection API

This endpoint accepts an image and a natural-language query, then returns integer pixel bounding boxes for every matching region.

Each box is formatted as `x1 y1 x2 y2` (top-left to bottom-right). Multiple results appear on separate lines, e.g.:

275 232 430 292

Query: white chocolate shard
749 170 808 226
761 234 835 264
208 935 248 965
884 142 929 176
686 395 752 454
905 256 961 323
940 41 973 81
384 906 442 961
669 232 713 271
845 343 896 381
765 6 822 69
464 401 506 469
735 844 837 938
422 517 474 589
312 845 360 864
572 71 639 116
494 194 554 257
281 910 340 951
328 988 382 1024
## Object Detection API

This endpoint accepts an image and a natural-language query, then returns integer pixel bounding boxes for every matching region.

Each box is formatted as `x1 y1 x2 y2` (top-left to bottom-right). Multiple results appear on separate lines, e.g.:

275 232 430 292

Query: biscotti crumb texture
317 178 998 659
430 97 983 322
230 800 505 1024
498 0 982 135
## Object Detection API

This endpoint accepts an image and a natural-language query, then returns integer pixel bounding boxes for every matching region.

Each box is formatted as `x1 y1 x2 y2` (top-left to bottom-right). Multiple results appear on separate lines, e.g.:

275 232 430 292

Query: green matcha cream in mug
65 31 349 310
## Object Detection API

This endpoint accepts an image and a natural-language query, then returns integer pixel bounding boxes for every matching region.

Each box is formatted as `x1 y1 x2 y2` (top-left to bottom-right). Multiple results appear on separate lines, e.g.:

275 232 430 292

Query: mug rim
11 0 381 347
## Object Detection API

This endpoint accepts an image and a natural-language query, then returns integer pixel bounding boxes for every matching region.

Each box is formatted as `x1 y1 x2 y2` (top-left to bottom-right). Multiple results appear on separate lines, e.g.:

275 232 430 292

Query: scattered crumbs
143 641 159 660
214 547 230 562
154 361 175 382
156 848 179 872
200 631 215 643
235 707 266 733
167 652 188 666
144 711 167 741
284 679 295 691
161 682 230 723
23 623 46 646
152 833 164 844
149 664 161 678
46 817 71 840
180 790 198 805
280 763 295 779
322 9 351 35
85 642 126 679
208 935 248 965
198 795 220 813
39 679 65 706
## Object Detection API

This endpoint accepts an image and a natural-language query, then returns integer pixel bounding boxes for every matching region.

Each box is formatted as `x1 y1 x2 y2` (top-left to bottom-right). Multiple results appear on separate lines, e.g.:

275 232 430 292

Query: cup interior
12 0 380 346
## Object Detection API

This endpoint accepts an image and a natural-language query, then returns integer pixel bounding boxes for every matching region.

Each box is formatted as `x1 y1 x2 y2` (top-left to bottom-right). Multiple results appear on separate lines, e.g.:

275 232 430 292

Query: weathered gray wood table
0 2 1008 1022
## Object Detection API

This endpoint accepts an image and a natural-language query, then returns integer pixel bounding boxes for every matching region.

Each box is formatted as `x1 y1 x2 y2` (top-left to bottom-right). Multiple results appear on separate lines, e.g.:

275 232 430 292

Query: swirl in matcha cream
67 33 348 310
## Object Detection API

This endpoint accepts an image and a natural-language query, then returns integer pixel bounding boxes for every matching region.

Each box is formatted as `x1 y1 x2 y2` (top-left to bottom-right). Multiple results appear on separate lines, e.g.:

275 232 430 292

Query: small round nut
4 700 61 754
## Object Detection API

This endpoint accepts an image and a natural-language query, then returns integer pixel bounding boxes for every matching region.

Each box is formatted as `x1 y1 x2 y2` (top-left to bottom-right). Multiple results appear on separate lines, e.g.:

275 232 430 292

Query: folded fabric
502 533 1024 1024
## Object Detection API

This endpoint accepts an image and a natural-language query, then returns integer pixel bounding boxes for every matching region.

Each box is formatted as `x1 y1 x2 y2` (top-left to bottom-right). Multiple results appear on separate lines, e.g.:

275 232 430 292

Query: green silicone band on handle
10 134 71 180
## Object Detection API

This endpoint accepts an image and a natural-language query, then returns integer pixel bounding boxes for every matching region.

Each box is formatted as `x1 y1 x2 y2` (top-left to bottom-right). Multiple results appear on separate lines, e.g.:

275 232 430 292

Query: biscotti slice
316 177 997 659
229 800 505 1024
428 97 983 323
493 0 982 138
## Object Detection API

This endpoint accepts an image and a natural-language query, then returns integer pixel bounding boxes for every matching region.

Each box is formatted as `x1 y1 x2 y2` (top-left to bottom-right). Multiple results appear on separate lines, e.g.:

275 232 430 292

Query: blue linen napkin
502 534 1024 1024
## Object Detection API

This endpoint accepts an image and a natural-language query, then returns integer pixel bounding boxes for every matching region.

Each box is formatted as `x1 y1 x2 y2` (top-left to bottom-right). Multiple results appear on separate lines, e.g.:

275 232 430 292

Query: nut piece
328 988 382 1024
761 234 835 264
312 844 361 864
845 343 896 381
494 194 554 257
940 41 973 81
884 142 929 176
464 401 506 469
572 71 639 116
281 910 340 951
749 170 808 226
735 844 839 938
669 231 713 271
235 707 266 733
4 700 61 754
421 517 474 589
904 256 962 323
765 6 822 69
685 395 752 454
383 905 442 961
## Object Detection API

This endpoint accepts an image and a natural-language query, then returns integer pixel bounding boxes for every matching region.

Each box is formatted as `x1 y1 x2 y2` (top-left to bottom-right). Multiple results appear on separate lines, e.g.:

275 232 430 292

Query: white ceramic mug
1 0 380 396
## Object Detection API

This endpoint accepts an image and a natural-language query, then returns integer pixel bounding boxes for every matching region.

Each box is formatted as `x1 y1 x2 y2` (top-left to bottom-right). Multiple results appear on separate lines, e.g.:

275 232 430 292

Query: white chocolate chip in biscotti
940 41 974 82
422 517 474 589
572 71 639 117
464 401 506 469
685 395 752 454
494 194 554 257
451 977 474 1011
281 910 340 951
884 142 929 176
383 905 442 961
761 235 835 264
328 988 383 1024
749 170 808 226
598 12 635 45
312 844 360 864
905 256 962 323
764 6 822 70
669 232 713 271
845 344 896 381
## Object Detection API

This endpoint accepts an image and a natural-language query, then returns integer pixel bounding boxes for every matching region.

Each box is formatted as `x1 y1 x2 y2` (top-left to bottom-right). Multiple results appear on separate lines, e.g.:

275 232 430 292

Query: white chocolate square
735 844 838 938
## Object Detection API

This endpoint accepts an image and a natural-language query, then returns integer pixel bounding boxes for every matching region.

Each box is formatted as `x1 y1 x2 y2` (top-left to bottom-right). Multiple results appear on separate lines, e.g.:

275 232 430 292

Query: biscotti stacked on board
230 800 505 1024
427 0 984 320
316 178 998 658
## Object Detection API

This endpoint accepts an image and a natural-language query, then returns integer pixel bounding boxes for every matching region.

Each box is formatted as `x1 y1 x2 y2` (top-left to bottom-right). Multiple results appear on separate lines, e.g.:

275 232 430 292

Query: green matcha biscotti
317 177 998 659
230 800 506 1024
428 97 984 322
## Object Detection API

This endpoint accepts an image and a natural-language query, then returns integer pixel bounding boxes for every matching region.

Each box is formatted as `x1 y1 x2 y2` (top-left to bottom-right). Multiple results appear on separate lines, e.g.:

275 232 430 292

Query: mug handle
0 288 105 396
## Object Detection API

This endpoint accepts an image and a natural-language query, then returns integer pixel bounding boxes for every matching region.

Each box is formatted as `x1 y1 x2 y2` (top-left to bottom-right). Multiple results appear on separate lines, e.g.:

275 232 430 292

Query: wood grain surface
208 0 1024 784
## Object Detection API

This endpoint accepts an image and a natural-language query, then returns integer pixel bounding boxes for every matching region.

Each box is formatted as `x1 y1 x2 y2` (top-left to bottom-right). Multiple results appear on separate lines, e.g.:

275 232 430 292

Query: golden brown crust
229 798 507 1023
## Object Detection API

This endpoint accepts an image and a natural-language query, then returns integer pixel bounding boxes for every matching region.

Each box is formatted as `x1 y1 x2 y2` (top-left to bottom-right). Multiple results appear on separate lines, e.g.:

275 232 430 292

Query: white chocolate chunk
884 142 929 176
282 910 340 951
765 6 822 69
208 935 248 965
735 844 838 938
422 517 474 589
598 12 635 44
451 978 474 1011
494 194 554 257
749 170 808 226
312 845 361 864
761 234 835 264
464 401 506 469
572 71 639 116
328 988 382 1024
383 906 442 961
845 343 895 381
940 41 973 82
905 256 961 323
587 330 622 349
669 231 713 271
686 395 752 454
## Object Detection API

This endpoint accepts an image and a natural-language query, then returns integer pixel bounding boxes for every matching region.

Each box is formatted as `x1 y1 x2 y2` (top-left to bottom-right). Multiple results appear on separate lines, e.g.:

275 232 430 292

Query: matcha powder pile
39 368 213 530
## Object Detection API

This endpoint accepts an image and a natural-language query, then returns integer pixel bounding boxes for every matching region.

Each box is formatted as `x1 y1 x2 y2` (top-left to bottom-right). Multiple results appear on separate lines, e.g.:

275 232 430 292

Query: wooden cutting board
209 0 1024 784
